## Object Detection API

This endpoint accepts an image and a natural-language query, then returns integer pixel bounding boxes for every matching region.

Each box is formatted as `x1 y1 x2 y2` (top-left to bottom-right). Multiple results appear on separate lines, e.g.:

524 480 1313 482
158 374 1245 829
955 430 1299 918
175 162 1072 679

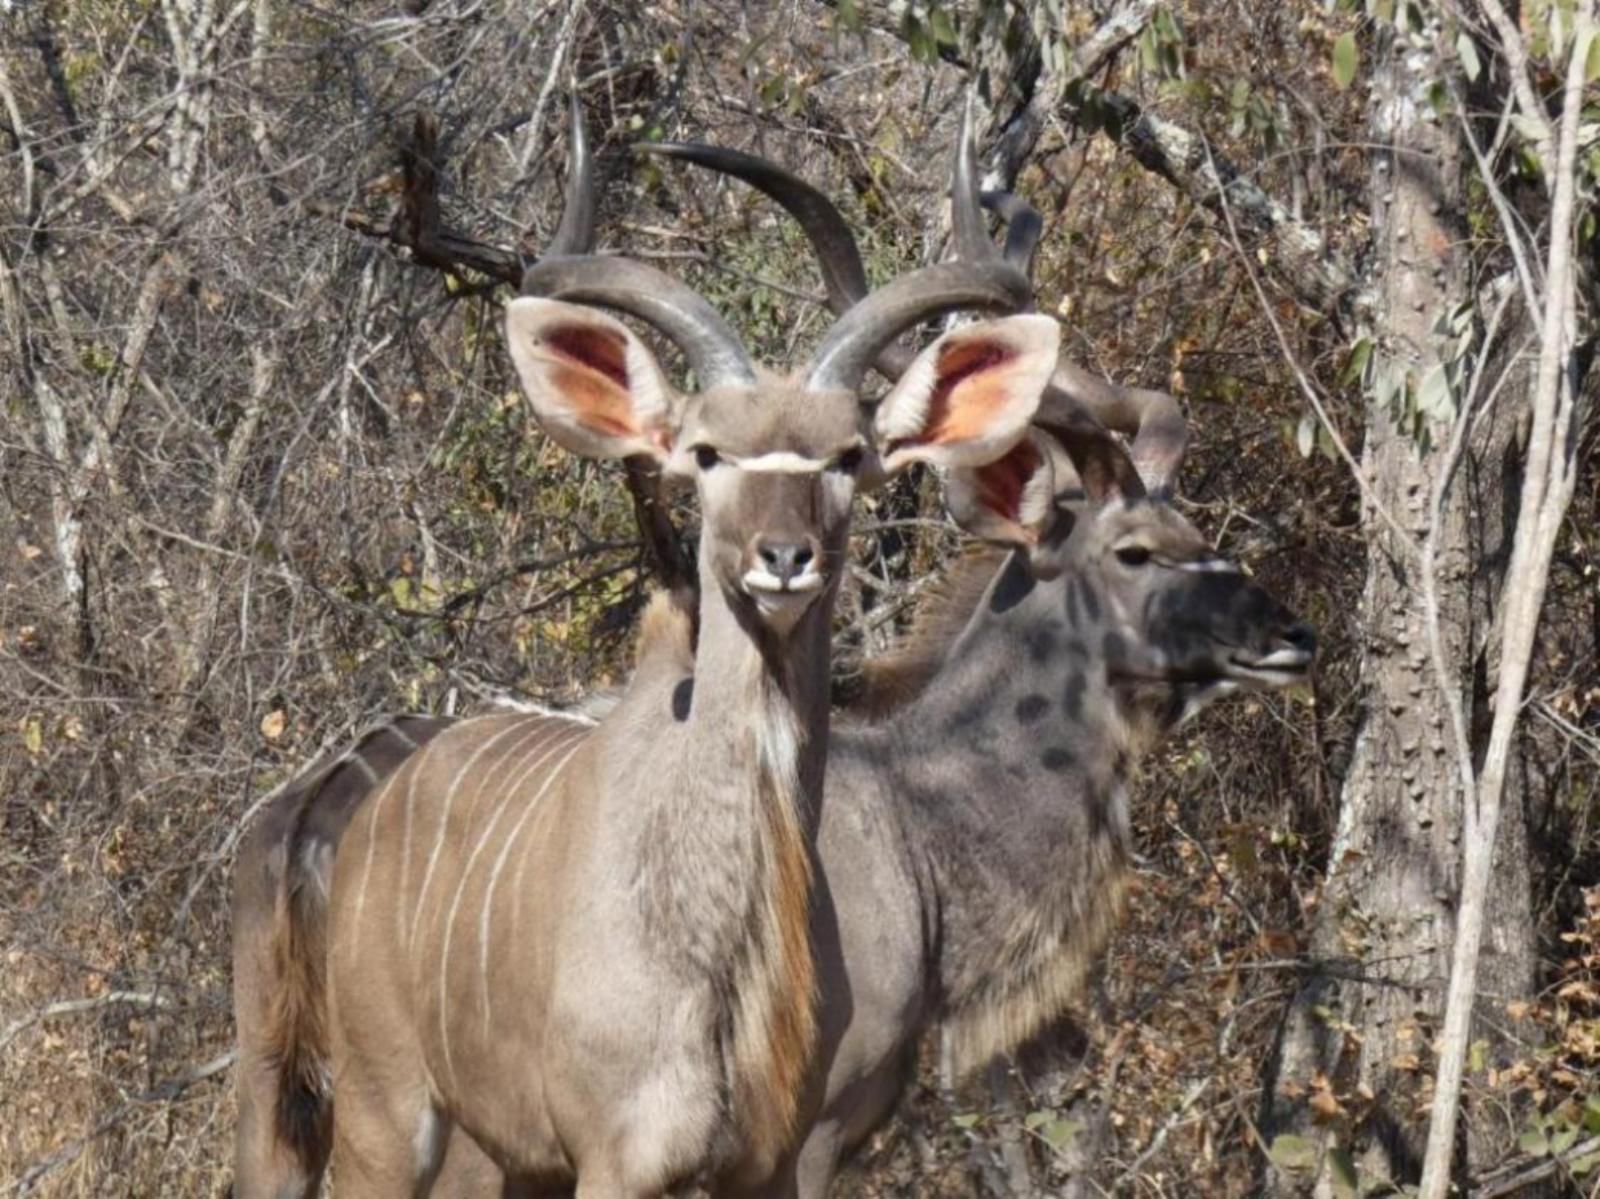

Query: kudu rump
237 100 1057 1198
232 117 1316 1196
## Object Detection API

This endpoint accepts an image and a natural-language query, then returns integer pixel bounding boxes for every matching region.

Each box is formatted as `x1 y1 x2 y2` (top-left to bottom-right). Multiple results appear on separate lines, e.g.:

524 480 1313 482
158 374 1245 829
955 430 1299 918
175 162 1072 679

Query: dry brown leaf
260 709 287 741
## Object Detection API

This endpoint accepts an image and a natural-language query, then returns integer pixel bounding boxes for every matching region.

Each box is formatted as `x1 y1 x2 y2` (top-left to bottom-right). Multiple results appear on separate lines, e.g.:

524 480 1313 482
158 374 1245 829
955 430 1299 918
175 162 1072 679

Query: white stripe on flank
726 450 829 474
477 733 586 1031
397 760 424 947
353 768 405 936
403 720 547 947
436 723 580 1087
408 720 531 952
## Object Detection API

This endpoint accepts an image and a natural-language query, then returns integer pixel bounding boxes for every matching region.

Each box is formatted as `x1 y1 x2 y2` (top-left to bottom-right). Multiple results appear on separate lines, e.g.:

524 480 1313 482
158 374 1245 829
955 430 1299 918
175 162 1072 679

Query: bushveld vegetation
1 0 1597 1194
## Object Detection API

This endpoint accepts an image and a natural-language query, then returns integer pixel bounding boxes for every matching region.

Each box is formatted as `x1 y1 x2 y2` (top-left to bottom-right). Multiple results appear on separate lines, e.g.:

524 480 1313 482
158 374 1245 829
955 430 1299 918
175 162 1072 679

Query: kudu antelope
233 123 1316 1198
245 101 1057 1198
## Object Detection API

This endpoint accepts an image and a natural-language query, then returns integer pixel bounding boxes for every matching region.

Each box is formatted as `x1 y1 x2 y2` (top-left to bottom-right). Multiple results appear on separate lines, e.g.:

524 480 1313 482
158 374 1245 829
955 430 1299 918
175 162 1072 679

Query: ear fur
505 297 676 461
946 431 1059 548
873 314 1059 475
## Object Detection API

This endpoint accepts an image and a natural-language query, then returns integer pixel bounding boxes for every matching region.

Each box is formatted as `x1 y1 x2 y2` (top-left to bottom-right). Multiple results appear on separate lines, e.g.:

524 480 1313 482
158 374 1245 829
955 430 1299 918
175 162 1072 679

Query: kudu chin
234 96 1056 1199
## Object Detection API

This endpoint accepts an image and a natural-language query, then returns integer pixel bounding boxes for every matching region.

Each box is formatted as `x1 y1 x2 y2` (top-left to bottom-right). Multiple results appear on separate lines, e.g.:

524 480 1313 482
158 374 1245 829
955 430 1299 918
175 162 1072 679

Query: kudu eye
1114 545 1152 567
831 446 865 475
693 445 722 471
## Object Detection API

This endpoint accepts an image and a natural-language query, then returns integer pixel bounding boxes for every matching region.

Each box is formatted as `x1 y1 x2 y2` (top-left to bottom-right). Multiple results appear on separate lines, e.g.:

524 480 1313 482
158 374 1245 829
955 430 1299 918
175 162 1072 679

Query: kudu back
236 99 1057 1199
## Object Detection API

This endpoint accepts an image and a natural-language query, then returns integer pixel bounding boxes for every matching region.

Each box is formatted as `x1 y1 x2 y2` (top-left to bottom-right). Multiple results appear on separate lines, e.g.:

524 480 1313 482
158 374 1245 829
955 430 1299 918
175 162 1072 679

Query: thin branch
0 992 174 1055
1418 9 1596 1193
1203 142 1415 554
1448 0 1557 186
2 1050 236 1196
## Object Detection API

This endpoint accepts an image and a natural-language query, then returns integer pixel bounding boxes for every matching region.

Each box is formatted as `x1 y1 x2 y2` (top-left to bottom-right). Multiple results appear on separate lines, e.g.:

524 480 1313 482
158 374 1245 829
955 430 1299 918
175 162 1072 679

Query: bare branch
1418 9 1596 1194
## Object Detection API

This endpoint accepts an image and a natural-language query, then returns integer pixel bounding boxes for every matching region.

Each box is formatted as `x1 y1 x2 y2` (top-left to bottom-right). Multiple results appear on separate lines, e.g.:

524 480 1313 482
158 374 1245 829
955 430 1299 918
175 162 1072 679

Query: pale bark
1417 11 1594 1193
1261 13 1540 1193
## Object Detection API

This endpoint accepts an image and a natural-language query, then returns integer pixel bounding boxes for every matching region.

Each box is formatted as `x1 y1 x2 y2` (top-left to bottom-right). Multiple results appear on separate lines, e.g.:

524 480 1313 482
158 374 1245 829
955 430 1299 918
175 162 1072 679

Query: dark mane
849 546 1007 718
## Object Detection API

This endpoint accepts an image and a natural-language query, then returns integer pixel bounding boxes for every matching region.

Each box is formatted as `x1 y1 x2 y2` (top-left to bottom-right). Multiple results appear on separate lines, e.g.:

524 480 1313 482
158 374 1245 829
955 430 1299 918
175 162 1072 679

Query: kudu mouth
740 565 828 626
1223 644 1315 686
1114 634 1316 691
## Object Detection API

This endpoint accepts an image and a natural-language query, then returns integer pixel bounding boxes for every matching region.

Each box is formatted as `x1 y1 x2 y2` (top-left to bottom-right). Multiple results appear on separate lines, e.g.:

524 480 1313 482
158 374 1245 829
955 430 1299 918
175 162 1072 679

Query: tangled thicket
1 0 1595 1194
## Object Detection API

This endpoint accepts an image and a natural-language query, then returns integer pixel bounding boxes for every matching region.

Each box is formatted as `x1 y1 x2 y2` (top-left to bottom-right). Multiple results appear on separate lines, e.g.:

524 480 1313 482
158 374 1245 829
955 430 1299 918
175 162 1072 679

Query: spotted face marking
1015 695 1050 725
1061 674 1086 722
1040 746 1075 773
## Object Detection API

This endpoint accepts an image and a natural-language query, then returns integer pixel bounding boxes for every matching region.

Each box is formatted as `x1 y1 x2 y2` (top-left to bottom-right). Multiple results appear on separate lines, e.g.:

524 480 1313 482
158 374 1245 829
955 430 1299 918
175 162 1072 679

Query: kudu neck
687 576 833 802
642 560 830 1159
877 553 1139 1068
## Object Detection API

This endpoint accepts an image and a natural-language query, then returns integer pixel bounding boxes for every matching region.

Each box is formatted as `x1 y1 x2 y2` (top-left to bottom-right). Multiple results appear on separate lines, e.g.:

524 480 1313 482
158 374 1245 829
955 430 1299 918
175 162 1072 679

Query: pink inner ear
544 323 639 438
919 340 1013 446
973 437 1041 523
546 324 630 387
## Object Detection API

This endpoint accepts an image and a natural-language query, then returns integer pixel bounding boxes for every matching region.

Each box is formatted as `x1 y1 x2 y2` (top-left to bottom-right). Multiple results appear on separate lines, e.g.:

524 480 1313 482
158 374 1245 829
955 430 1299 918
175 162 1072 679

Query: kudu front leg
571 1172 662 1199
328 1090 450 1199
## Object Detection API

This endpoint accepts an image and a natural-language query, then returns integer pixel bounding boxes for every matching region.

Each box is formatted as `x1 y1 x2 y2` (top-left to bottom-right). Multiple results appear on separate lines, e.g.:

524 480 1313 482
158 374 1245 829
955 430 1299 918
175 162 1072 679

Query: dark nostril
757 540 810 582
1282 622 1317 654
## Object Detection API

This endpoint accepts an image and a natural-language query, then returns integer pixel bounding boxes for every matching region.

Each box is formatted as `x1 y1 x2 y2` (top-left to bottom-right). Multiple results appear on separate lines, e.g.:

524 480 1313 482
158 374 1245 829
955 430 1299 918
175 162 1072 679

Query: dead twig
0 992 174 1055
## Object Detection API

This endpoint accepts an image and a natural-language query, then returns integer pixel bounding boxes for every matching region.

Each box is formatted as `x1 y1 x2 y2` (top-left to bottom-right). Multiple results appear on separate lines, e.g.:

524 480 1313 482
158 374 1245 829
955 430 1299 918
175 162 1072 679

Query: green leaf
1296 413 1316 459
1328 1148 1360 1199
1519 1123 1551 1157
1318 420 1339 463
1553 1122 1580 1155
901 12 935 63
952 1112 981 1129
1586 27 1600 81
1425 79 1450 119
1040 1117 1081 1152
1416 362 1454 421
1331 32 1359 89
1139 23 1161 73
929 5 958 48
1582 1093 1600 1133
837 0 860 32
1574 1150 1600 1176
1467 1039 1490 1073
1342 336 1373 386
1270 1133 1318 1172
1024 1110 1052 1131
1457 32 1482 82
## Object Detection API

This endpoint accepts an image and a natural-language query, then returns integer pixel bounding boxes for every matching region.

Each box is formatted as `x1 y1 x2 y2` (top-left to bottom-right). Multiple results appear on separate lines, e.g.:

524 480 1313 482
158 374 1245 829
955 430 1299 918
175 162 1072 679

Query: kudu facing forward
247 102 1056 1198
233 128 1316 1197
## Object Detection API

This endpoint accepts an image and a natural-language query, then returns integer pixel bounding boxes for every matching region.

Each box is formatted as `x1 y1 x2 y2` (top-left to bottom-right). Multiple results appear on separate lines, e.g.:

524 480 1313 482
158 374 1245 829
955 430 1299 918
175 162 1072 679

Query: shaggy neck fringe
852 547 1009 718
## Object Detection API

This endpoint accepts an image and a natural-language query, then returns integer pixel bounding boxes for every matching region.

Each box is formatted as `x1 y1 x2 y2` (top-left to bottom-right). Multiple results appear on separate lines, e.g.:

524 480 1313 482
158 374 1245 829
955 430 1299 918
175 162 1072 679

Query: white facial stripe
726 451 830 474
1174 557 1241 574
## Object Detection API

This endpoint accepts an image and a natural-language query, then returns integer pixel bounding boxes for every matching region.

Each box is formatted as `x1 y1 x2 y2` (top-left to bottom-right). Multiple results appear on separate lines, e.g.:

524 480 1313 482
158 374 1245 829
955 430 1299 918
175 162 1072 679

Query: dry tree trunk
1260 14 1540 1194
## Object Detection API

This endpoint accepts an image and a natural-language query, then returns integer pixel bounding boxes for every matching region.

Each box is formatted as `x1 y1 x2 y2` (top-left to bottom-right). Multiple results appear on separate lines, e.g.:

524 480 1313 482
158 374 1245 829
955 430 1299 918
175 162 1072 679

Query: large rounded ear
872 313 1059 475
946 430 1062 548
505 297 676 462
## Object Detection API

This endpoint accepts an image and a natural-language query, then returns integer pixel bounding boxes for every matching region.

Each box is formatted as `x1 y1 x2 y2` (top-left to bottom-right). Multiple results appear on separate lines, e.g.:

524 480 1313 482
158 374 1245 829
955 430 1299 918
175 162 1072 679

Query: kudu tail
237 715 453 1191
264 856 337 1167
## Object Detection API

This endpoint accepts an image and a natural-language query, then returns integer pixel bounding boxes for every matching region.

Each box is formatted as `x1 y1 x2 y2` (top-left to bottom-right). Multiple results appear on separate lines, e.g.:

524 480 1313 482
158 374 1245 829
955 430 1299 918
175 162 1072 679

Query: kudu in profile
244 100 1057 1198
